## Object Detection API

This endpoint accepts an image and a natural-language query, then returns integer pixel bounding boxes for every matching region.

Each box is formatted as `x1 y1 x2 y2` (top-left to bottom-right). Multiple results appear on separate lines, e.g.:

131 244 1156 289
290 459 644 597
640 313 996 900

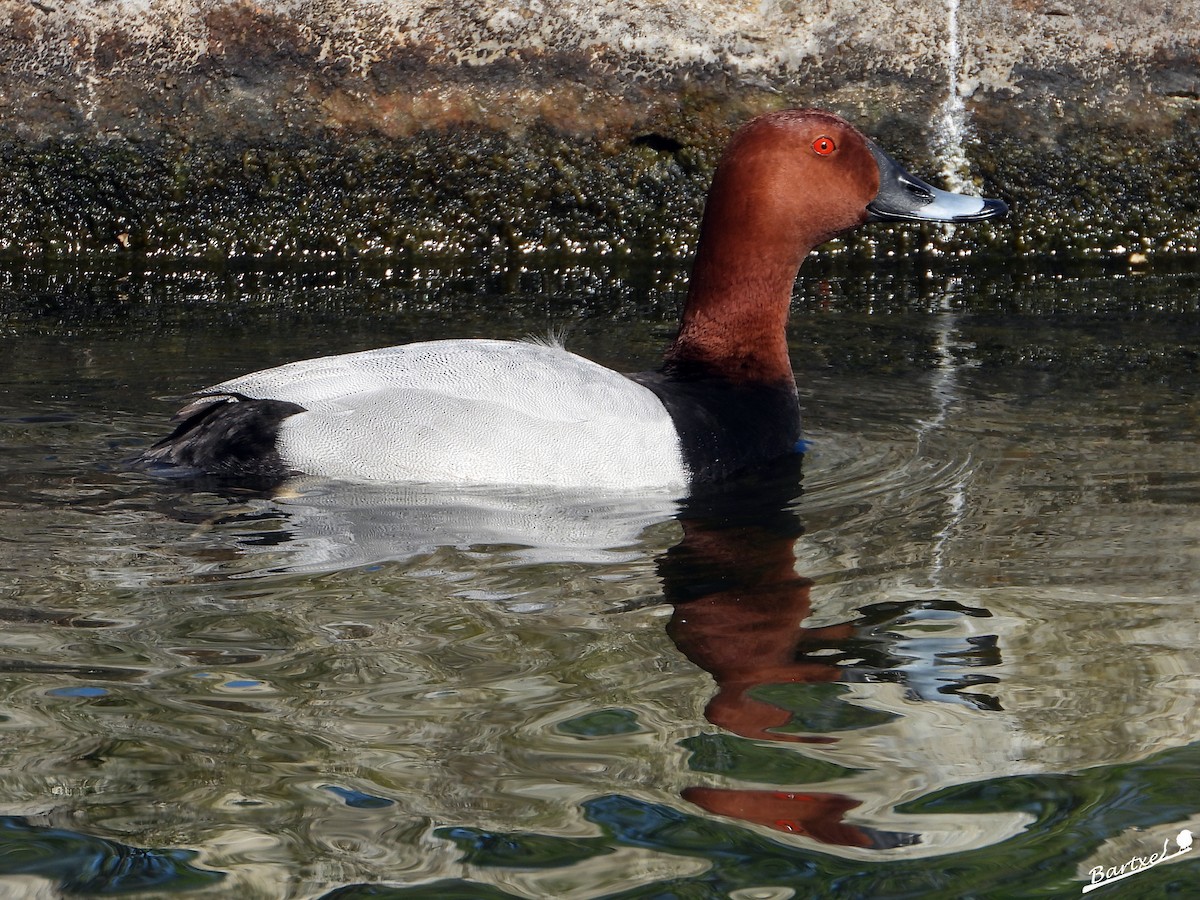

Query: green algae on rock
0 0 1198 262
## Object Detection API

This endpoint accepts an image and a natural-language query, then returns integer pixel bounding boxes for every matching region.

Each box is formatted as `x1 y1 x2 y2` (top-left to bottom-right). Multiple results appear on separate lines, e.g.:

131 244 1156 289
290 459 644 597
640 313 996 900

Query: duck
140 108 1006 490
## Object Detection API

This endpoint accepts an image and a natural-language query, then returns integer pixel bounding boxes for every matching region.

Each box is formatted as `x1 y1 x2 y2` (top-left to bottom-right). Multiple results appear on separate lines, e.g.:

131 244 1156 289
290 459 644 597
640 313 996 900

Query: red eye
812 136 836 156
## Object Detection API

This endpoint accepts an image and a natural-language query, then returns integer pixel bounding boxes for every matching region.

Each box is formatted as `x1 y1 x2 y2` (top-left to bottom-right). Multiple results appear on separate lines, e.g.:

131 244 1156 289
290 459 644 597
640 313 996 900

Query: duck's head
670 108 1007 382
697 108 1007 260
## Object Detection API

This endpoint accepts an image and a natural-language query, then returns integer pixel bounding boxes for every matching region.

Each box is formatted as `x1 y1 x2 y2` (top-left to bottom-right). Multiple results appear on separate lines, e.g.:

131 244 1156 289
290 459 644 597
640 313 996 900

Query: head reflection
660 456 918 849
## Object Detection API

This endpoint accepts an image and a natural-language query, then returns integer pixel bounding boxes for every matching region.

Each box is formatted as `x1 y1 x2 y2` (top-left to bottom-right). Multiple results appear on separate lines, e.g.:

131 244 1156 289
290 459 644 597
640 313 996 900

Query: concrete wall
2 1 1198 260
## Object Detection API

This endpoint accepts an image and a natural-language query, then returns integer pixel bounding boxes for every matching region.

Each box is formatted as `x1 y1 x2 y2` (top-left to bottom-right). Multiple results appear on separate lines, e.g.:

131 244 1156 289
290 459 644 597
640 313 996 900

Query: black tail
138 393 305 482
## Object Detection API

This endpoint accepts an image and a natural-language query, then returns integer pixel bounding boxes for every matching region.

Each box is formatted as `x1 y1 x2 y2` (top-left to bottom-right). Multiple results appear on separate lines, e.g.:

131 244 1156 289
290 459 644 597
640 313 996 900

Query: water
1 257 1199 898
935 0 972 192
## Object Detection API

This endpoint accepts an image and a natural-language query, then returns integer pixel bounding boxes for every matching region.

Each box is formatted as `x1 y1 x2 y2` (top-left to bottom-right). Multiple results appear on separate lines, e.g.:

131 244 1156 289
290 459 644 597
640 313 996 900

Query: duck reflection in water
658 455 919 849
160 453 999 852
663 457 846 745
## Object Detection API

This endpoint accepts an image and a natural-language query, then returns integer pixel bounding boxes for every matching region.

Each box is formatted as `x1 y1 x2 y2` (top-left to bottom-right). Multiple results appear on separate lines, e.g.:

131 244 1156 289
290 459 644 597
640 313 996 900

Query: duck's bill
865 140 1007 223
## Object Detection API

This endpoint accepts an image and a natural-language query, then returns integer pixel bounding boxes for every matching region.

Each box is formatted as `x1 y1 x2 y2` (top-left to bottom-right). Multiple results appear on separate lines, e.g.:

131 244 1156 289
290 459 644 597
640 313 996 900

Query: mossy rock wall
1 0 1198 262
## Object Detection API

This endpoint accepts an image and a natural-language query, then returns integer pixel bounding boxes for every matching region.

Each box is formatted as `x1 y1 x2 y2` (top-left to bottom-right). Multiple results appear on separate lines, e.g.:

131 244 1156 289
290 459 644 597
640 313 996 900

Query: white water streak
936 0 973 191
920 296 972 587
921 1 977 585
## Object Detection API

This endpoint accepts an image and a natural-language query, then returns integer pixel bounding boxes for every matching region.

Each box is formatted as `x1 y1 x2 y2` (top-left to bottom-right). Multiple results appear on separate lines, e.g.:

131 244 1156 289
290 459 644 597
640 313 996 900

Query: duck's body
148 338 802 488
142 109 1005 489
159 340 688 489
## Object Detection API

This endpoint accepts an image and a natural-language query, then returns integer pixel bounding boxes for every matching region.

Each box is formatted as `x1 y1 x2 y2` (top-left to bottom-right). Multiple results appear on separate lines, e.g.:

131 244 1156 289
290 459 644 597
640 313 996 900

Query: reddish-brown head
666 109 883 383
665 108 1005 384
702 109 882 260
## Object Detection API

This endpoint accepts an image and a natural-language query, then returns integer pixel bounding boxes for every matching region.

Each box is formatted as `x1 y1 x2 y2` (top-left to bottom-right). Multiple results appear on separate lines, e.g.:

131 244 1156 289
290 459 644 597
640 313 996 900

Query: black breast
629 369 802 483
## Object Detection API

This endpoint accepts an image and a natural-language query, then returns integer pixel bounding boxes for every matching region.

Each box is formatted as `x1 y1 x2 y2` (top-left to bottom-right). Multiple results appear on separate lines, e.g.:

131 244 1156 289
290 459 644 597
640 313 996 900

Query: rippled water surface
1 258 1198 898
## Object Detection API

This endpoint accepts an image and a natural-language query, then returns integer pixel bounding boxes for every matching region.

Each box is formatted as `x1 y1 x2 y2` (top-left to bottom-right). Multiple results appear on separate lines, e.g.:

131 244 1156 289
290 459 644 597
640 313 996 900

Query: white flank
206 339 688 490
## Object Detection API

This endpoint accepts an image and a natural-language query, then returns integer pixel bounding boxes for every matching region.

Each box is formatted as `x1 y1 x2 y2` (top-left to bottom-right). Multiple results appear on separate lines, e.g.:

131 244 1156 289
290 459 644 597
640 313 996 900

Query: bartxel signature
1082 828 1193 893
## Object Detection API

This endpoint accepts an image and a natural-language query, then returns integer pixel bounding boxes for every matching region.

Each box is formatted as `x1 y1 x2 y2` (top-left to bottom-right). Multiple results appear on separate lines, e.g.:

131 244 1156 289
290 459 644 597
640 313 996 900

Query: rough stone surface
1 1 1198 260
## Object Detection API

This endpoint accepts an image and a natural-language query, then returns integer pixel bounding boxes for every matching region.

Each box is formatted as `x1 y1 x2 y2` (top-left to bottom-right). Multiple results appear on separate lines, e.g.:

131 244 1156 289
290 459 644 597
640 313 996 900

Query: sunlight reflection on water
0 260 1198 897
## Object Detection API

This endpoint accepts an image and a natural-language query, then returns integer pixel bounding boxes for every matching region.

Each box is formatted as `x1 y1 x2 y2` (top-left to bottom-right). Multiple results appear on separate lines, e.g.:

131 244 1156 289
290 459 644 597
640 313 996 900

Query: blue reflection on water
47 686 109 698
0 816 223 895
412 742 1200 898
321 784 396 810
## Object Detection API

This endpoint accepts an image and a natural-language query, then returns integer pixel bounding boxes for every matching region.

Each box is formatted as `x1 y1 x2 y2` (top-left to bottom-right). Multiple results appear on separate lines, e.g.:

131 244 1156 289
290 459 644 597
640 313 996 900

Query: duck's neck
664 236 804 385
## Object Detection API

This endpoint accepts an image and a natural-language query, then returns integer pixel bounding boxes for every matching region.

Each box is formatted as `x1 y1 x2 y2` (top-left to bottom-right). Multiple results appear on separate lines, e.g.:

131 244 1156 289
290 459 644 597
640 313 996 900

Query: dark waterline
1 256 1198 897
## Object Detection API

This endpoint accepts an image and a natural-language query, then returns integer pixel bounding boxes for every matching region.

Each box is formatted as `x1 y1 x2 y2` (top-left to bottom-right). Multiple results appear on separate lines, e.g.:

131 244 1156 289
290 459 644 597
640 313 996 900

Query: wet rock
0 1 1197 260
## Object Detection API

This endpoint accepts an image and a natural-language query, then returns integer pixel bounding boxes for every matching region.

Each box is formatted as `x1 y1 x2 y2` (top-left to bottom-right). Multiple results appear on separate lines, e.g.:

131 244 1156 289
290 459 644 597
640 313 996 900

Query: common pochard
142 108 1006 489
